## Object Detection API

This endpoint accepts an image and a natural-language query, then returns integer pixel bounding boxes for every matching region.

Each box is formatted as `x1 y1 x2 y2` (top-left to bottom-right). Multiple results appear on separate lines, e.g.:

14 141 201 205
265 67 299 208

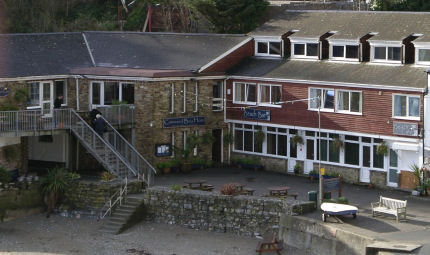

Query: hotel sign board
163 116 206 128
244 108 270 121
393 122 418 137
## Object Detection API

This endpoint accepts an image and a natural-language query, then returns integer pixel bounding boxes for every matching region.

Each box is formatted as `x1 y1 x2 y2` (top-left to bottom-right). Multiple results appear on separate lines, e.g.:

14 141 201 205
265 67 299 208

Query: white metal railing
99 177 128 219
212 98 223 111
0 109 71 133
103 116 156 183
96 105 135 126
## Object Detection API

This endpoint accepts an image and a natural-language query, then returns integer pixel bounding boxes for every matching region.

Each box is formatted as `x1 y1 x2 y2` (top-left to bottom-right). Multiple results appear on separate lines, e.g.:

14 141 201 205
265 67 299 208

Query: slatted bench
371 196 407 222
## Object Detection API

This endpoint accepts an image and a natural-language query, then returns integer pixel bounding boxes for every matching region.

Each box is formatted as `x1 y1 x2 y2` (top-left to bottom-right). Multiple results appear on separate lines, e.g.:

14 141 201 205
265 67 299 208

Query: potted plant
309 169 319 181
290 134 304 146
40 167 73 217
331 137 344 150
376 141 388 156
156 161 172 174
294 164 301 175
411 164 425 195
174 133 201 173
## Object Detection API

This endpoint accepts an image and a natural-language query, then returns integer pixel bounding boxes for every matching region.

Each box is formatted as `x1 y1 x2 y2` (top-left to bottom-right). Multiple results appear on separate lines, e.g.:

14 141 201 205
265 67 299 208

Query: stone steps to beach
100 194 145 235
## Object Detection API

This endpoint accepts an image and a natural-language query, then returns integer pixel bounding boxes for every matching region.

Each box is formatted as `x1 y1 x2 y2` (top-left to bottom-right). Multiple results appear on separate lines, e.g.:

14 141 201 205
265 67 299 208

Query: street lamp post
318 97 322 205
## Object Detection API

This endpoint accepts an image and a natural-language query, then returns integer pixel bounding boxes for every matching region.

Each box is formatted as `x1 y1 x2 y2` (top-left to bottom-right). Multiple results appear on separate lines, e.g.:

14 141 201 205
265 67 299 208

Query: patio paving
154 167 430 248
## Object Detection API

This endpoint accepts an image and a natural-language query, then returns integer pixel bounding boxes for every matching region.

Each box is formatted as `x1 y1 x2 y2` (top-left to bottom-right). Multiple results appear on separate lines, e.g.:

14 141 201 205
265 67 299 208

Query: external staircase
100 193 146 234
0 108 156 184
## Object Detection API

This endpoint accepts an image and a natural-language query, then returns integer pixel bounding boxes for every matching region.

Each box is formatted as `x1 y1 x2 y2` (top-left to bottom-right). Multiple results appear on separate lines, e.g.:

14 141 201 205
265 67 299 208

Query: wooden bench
256 232 283 255
371 196 407 221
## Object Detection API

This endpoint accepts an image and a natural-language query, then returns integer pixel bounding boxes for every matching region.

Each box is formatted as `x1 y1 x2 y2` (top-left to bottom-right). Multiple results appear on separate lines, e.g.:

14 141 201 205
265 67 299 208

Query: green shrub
171 184 181 191
156 161 171 170
0 167 11 184
309 169 318 175
322 198 337 203
336 197 349 204
101 171 115 181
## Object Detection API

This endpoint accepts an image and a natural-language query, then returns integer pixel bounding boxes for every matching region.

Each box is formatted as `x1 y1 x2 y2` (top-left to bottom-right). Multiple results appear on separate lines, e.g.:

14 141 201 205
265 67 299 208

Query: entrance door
41 81 53 116
360 145 371 183
387 149 399 187
304 139 314 174
212 129 222 163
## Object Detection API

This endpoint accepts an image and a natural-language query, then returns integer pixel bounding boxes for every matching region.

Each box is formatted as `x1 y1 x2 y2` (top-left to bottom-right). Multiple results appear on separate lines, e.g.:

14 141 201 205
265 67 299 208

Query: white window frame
414 45 430 66
308 87 335 112
392 94 420 120
194 82 198 112
329 42 359 62
290 39 319 59
193 130 198 156
258 84 282 107
170 132 175 158
212 81 224 112
90 81 134 108
233 82 257 105
336 90 362 115
255 40 283 57
182 131 187 151
169 83 175 114
182 83 186 113
370 42 402 64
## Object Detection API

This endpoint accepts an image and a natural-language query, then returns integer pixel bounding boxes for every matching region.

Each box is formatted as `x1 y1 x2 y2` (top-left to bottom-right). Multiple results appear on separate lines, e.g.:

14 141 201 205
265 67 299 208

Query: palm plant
40 167 73 217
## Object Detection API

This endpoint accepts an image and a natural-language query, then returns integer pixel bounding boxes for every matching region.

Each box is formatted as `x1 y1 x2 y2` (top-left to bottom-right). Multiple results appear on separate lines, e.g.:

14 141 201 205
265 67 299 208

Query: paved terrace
155 167 430 252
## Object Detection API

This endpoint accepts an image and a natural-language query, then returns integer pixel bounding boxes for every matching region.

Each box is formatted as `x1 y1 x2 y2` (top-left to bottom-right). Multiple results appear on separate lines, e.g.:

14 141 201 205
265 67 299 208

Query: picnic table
256 232 283 255
268 186 290 197
183 179 207 190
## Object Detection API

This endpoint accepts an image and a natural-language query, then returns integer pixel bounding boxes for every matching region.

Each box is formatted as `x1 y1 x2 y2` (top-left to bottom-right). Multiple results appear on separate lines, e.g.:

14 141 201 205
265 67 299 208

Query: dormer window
255 40 282 57
370 42 402 64
416 48 430 65
291 39 319 59
330 43 359 61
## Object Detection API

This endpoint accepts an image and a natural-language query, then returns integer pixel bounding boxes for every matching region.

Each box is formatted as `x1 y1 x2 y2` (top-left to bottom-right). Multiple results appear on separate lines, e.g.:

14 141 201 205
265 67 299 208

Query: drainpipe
224 77 230 164
75 76 80 111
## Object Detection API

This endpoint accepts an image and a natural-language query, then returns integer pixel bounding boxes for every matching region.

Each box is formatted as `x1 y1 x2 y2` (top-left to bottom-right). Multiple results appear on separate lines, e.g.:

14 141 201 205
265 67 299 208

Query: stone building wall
134 79 227 166
143 186 315 236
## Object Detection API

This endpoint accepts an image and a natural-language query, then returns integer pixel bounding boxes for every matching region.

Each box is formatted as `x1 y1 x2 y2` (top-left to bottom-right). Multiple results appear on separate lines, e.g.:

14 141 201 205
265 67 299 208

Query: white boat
320 202 358 222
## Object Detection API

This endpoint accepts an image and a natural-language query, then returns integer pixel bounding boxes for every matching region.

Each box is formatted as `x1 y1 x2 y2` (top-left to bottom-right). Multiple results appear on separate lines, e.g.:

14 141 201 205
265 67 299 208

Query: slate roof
83 32 248 71
0 33 93 78
251 10 430 42
229 58 428 89
0 32 249 79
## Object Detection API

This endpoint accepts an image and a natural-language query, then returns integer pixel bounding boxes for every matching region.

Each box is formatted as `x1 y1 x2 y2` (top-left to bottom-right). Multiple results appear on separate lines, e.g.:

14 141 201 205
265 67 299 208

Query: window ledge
258 103 282 108
308 108 335 113
232 101 257 106
392 116 420 121
335 110 362 116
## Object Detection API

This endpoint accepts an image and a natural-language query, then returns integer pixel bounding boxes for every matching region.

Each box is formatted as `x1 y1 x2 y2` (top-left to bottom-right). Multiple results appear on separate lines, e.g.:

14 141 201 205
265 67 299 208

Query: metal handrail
0 109 71 133
69 110 137 177
99 177 128 219
95 104 135 126
102 116 156 178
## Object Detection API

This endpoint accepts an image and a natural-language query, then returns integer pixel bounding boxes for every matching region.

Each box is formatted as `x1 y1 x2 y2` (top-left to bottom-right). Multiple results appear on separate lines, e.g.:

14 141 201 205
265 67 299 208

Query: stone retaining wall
143 186 314 236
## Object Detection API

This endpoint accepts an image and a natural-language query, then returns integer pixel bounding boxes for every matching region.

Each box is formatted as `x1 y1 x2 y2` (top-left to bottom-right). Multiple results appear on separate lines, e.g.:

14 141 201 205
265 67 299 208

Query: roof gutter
229 75 426 92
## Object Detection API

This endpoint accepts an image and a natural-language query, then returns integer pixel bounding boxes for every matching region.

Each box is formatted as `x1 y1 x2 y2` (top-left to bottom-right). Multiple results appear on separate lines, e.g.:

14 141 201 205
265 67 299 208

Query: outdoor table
268 186 290 197
183 179 207 190
230 182 245 192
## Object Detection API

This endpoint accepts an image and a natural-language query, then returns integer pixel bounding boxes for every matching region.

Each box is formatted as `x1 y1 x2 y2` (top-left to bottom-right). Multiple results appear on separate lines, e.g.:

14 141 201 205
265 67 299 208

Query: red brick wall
226 79 423 138
201 40 254 73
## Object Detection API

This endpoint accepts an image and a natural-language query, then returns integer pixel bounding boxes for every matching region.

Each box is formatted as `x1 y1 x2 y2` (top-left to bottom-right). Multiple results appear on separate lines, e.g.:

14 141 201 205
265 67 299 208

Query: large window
256 41 282 56
212 81 223 111
91 81 134 107
27 80 67 109
336 90 362 113
234 82 256 104
54 80 67 105
266 127 287 156
344 135 359 166
27 82 40 107
373 46 401 62
331 45 359 60
293 43 318 58
309 88 334 111
393 94 420 119
305 132 340 163
259 84 281 106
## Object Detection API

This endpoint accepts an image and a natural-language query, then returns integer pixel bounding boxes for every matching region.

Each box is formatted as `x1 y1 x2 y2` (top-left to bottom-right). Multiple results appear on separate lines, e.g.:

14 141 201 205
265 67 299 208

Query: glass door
41 82 53 116
387 149 399 187
360 145 371 183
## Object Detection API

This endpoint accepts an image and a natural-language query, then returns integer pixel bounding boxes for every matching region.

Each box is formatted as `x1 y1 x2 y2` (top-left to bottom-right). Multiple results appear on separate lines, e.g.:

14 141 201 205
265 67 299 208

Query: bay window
393 94 420 119
234 82 256 104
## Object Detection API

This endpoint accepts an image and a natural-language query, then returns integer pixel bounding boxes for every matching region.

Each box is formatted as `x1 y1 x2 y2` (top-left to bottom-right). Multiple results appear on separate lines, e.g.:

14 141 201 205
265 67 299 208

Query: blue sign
155 144 171 157
163 116 206 128
0 87 10 97
244 108 270 121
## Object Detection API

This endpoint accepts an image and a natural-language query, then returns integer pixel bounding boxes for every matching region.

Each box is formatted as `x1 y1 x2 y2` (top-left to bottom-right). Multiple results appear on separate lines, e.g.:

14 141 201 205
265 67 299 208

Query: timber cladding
226 79 423 138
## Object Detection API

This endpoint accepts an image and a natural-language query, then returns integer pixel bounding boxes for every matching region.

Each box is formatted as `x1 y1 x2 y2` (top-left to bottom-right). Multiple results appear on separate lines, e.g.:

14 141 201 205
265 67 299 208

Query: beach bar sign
244 108 270 121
